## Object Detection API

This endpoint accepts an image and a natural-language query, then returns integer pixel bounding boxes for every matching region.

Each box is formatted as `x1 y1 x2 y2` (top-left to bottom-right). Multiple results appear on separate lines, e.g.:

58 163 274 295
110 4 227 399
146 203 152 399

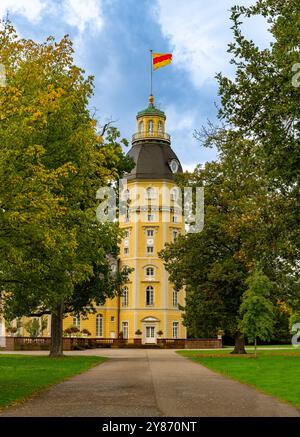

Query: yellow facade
63 95 186 344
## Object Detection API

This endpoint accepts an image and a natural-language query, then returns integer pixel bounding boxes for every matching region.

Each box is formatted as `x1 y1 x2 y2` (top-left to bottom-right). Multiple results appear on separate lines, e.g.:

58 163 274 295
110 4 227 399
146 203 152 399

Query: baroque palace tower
64 95 186 343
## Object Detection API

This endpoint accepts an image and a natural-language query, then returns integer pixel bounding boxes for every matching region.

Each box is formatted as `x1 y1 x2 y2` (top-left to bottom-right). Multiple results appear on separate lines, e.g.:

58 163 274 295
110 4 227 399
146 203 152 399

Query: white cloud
0 0 47 22
63 0 104 34
0 0 104 34
182 162 199 172
154 0 271 89
165 104 197 134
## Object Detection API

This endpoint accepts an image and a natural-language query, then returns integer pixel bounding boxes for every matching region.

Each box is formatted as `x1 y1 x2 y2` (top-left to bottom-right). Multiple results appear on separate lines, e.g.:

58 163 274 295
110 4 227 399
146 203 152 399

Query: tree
239 270 275 357
161 131 270 353
24 319 40 338
0 21 133 357
217 0 300 275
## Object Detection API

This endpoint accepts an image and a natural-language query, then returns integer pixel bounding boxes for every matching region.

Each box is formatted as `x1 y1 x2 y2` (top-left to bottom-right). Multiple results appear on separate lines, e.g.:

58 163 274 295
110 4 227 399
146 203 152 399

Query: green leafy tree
239 270 275 357
217 0 300 278
24 319 41 338
0 21 133 357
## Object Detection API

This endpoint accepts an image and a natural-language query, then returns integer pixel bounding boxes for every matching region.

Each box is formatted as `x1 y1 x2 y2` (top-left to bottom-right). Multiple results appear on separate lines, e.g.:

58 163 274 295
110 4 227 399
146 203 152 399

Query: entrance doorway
145 326 156 344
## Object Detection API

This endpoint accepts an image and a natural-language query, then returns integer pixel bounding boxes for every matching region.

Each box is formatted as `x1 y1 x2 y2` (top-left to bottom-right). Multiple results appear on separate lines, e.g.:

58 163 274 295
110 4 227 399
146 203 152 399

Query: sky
0 0 272 171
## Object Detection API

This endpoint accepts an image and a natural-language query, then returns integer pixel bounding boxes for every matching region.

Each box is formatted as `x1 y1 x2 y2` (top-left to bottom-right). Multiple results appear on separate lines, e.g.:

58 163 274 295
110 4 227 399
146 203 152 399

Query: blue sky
0 0 272 170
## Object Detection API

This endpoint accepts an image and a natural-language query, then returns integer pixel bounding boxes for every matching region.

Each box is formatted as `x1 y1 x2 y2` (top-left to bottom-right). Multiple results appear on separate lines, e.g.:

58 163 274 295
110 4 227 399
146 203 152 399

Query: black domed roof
125 140 182 181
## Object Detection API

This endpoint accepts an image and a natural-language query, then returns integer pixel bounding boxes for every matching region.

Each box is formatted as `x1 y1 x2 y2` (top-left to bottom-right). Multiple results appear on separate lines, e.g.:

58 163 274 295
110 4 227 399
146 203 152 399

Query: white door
122 322 128 339
145 326 156 343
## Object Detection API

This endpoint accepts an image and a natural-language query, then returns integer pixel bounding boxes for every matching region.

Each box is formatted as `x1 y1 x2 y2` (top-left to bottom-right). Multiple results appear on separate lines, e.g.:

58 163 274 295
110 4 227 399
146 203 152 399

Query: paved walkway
1 349 299 417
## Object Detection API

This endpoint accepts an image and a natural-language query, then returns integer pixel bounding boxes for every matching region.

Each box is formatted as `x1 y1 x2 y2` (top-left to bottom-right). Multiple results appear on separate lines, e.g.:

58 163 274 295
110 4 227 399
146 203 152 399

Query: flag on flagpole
152 53 172 70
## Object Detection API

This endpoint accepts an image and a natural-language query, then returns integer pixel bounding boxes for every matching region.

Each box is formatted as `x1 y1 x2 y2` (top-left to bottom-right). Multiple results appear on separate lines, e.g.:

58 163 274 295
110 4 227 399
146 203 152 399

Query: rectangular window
146 267 154 277
122 287 129 307
124 230 129 238
96 315 103 337
172 215 178 223
124 247 129 255
147 229 154 237
111 316 115 322
147 214 155 222
122 321 129 339
147 246 154 254
172 290 178 307
172 322 179 339
73 316 80 329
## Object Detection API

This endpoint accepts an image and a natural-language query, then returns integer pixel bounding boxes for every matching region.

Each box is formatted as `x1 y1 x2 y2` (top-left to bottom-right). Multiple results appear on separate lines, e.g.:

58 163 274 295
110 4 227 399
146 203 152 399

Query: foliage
24 319 41 338
0 20 134 343
239 270 275 348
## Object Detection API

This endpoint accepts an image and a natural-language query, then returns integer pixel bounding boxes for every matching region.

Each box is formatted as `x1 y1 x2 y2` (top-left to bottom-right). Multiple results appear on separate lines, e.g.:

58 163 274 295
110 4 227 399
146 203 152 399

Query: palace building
64 94 186 344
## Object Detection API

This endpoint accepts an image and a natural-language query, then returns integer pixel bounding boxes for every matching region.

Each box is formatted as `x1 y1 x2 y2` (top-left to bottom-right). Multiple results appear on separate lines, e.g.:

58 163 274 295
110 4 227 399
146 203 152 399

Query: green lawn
0 354 105 409
178 349 300 408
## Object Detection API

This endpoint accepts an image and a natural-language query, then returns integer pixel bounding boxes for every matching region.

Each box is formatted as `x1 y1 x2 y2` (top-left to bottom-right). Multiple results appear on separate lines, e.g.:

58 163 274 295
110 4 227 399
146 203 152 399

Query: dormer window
148 120 154 133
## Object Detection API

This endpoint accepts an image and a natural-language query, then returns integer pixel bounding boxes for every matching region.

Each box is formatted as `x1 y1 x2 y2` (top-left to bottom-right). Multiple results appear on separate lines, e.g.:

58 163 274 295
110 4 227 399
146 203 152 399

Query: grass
178 348 300 408
0 354 105 409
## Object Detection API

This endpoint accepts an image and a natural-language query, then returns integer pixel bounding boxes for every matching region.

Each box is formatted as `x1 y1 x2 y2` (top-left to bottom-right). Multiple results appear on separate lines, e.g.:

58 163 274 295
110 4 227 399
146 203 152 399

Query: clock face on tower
169 159 179 174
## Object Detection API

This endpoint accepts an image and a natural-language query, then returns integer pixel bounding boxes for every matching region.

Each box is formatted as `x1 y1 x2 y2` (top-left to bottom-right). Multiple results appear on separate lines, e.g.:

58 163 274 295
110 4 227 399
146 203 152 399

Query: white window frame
170 187 180 201
124 247 129 255
145 187 156 200
172 321 179 339
146 246 154 254
146 286 154 306
148 120 154 133
96 314 103 337
73 316 80 329
122 321 129 339
122 286 129 307
122 189 130 201
172 289 179 307
145 266 155 278
147 229 154 237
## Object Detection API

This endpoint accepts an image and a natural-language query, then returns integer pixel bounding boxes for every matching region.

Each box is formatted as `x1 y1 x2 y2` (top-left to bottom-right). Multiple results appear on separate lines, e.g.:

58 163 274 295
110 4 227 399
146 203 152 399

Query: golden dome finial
149 94 154 105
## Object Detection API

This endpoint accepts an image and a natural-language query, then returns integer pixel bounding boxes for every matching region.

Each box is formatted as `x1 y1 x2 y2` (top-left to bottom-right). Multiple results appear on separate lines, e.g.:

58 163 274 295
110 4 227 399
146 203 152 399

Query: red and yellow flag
152 53 172 70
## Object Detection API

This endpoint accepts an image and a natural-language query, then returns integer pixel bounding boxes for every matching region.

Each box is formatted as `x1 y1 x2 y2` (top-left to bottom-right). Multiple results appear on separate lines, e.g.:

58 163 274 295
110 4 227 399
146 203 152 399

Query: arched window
148 120 154 133
96 314 103 337
139 121 144 133
170 187 180 201
146 286 154 306
122 189 130 201
158 121 163 133
122 286 129 307
145 187 156 200
146 266 155 277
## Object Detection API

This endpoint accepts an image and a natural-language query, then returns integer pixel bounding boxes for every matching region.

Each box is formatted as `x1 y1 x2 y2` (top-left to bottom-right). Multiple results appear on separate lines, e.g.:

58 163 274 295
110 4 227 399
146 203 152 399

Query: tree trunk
231 331 246 354
49 302 64 358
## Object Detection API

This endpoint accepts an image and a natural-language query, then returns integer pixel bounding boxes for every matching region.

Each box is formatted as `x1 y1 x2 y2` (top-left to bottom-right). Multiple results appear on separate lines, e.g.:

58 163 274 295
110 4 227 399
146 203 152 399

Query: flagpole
150 49 153 96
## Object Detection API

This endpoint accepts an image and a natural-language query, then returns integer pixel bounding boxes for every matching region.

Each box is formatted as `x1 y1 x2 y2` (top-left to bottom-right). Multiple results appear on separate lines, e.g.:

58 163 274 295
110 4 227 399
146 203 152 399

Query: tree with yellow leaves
0 21 133 357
